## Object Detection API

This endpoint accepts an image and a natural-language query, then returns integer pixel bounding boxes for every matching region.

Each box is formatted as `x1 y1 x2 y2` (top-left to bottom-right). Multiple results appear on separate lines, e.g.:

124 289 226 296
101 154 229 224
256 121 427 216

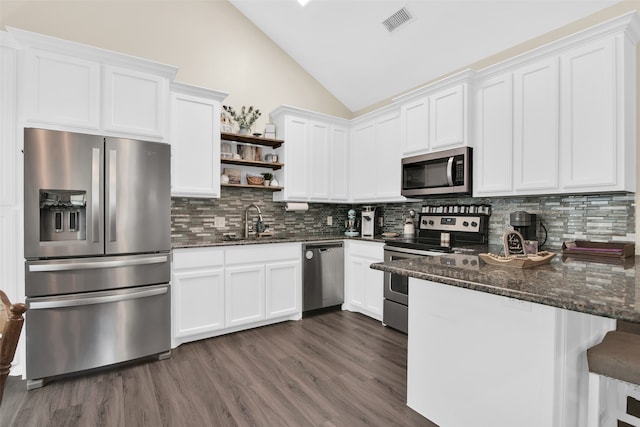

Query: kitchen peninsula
371 254 640 427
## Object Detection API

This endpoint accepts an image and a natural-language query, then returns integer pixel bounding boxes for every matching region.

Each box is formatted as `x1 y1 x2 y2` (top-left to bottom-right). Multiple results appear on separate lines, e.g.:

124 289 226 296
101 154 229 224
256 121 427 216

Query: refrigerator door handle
28 255 169 272
28 286 168 310
92 147 101 242
108 148 117 242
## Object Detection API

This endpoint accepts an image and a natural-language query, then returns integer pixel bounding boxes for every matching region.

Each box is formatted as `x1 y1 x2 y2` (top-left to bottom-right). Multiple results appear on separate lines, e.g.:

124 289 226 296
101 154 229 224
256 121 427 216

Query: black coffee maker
510 211 537 241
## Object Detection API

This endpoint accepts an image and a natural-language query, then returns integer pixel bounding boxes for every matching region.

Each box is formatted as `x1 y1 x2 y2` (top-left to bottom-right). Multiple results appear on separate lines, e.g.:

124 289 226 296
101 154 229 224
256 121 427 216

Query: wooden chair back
0 290 27 406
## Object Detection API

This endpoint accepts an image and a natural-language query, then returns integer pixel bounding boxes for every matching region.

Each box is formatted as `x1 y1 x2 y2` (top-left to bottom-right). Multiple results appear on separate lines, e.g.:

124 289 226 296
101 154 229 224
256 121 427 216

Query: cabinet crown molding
6 27 178 79
270 105 350 125
171 81 229 102
392 69 476 104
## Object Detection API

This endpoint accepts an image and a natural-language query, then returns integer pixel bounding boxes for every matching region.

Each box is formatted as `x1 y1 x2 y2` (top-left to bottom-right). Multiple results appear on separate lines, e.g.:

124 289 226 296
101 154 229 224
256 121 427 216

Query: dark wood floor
1 311 437 426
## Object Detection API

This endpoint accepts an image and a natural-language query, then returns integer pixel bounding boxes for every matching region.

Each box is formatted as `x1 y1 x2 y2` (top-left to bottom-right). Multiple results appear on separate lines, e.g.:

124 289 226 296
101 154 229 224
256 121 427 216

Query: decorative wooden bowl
246 175 264 185
479 251 556 269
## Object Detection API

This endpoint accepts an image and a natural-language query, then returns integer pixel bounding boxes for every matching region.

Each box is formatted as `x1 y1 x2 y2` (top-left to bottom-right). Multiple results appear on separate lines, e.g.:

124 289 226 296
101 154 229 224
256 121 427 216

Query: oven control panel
419 215 482 233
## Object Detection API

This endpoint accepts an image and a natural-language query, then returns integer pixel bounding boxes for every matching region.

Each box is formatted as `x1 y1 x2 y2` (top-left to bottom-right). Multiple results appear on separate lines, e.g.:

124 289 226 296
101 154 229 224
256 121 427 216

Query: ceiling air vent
382 7 414 33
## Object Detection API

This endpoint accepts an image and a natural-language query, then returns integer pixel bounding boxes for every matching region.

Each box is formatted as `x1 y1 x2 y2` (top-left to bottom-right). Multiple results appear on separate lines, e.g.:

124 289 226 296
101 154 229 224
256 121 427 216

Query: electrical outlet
214 217 226 228
327 216 333 226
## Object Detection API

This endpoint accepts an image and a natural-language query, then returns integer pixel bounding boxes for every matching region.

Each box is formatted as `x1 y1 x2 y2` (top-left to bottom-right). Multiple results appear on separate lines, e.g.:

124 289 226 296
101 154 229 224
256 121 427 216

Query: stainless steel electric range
383 208 490 333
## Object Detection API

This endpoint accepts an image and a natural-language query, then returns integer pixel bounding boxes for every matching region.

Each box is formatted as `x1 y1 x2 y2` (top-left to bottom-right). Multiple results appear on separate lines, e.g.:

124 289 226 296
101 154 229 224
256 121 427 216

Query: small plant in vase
222 105 262 135
261 172 273 186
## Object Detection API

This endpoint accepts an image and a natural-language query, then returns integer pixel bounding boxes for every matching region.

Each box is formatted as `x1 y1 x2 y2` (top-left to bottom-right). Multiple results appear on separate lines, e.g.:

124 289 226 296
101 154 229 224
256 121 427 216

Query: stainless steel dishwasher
302 242 344 314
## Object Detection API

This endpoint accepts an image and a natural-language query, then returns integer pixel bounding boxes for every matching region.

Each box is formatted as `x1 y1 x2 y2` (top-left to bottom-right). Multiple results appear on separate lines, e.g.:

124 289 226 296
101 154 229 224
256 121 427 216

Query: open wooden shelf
221 183 283 191
220 158 283 170
221 132 284 148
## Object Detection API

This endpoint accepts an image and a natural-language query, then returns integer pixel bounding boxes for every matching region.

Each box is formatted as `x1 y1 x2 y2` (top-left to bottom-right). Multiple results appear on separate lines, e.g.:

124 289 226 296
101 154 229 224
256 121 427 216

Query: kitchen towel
285 202 309 212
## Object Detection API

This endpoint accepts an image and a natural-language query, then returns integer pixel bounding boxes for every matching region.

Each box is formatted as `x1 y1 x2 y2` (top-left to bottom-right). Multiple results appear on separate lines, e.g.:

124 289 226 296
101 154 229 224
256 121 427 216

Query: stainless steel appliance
401 147 472 197
383 208 489 333
302 242 344 314
23 128 171 389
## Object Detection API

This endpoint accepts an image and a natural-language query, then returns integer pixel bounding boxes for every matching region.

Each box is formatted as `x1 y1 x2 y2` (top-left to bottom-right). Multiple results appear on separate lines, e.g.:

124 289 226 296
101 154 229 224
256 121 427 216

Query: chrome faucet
244 203 263 239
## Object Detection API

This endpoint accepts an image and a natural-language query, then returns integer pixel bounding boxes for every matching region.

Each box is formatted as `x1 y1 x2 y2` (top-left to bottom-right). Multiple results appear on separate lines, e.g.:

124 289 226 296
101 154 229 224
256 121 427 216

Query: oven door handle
385 246 445 256
446 156 455 187
28 286 168 310
28 255 169 272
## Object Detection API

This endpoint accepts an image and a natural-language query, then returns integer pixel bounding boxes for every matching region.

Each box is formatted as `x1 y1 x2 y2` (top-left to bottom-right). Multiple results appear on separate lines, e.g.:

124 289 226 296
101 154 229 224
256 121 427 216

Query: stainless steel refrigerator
23 128 171 389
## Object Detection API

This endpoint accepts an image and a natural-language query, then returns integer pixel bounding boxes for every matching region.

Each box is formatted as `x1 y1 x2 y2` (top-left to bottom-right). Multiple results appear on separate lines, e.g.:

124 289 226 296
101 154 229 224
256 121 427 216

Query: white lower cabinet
225 264 266 328
344 240 384 321
172 243 301 347
408 278 615 427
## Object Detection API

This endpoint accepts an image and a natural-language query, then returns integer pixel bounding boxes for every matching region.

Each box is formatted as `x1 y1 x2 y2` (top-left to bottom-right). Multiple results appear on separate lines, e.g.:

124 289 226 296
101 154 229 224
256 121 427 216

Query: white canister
403 223 415 236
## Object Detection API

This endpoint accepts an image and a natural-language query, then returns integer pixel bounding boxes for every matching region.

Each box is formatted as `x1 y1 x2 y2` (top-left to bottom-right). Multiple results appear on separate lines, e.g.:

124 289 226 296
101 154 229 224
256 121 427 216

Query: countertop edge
370 260 640 324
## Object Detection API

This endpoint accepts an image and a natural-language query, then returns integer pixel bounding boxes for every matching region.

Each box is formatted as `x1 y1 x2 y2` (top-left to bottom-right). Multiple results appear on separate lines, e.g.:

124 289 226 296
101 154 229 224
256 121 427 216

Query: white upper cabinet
8 27 177 141
398 71 473 156
474 73 514 196
559 36 633 192
170 82 228 198
400 96 429 155
328 124 349 201
24 49 101 131
350 109 404 202
474 12 639 197
309 120 331 200
429 84 467 150
271 106 349 203
512 57 559 193
103 65 169 139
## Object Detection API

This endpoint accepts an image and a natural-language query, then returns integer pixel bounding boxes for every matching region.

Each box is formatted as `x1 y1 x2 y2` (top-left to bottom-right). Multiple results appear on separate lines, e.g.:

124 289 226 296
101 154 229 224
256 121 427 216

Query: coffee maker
510 211 537 241
361 206 376 239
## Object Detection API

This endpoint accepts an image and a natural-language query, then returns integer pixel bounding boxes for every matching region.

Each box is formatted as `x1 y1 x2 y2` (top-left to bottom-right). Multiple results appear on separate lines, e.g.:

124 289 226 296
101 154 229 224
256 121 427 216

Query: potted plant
222 105 262 135
261 172 273 186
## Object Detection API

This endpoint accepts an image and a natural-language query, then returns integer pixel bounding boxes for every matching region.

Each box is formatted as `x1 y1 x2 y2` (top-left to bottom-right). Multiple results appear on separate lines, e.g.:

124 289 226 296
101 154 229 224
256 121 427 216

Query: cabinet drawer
173 247 224 270
348 241 383 259
225 243 300 265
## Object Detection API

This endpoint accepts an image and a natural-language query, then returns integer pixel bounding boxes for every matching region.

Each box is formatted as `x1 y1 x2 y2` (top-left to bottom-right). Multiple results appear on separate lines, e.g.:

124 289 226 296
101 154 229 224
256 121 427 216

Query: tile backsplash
172 189 635 250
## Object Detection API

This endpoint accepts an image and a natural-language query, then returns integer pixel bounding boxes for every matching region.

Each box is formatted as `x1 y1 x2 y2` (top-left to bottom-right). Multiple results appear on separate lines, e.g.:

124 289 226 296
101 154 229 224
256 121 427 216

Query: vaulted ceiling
229 0 620 112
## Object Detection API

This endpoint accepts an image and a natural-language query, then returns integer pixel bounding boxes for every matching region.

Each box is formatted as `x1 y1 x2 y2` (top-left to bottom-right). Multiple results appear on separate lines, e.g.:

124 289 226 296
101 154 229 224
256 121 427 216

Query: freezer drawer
25 253 170 297
26 284 170 382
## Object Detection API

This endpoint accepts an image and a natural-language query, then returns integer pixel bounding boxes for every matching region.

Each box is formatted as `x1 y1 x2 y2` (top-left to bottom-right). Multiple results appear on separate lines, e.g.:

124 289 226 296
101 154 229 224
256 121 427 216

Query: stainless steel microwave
401 147 472 197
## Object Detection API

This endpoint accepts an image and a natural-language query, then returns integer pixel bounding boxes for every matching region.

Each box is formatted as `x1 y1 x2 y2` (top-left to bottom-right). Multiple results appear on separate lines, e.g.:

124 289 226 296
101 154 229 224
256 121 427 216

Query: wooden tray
562 241 635 259
479 251 556 269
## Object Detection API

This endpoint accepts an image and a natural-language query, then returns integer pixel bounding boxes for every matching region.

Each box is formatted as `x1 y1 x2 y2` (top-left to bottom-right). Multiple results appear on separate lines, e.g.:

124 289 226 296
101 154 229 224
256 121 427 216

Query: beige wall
0 0 353 130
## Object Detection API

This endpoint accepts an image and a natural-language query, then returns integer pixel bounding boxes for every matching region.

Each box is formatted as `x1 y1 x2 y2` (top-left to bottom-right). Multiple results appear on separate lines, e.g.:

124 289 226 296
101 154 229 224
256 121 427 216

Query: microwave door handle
446 156 455 186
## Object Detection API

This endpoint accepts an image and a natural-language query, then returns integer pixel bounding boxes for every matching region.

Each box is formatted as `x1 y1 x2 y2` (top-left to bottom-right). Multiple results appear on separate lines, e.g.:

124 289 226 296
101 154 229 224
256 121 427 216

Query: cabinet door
309 121 330 200
350 121 377 201
173 268 225 338
283 115 309 199
401 96 429 155
347 255 383 320
375 112 402 199
474 73 514 196
225 264 265 328
560 38 617 190
513 58 559 192
1 43 18 207
103 65 168 139
170 91 220 197
429 85 466 150
347 255 367 310
329 125 349 201
24 49 100 130
265 260 300 319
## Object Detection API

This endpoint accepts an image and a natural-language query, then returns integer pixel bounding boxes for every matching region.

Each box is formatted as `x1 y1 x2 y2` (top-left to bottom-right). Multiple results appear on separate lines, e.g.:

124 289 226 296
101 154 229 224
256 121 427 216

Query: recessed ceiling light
297 0 312 6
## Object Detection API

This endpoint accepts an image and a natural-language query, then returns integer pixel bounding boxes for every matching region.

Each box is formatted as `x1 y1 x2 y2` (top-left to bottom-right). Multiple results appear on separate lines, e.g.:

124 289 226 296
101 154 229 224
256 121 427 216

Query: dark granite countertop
172 234 386 249
371 252 640 323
